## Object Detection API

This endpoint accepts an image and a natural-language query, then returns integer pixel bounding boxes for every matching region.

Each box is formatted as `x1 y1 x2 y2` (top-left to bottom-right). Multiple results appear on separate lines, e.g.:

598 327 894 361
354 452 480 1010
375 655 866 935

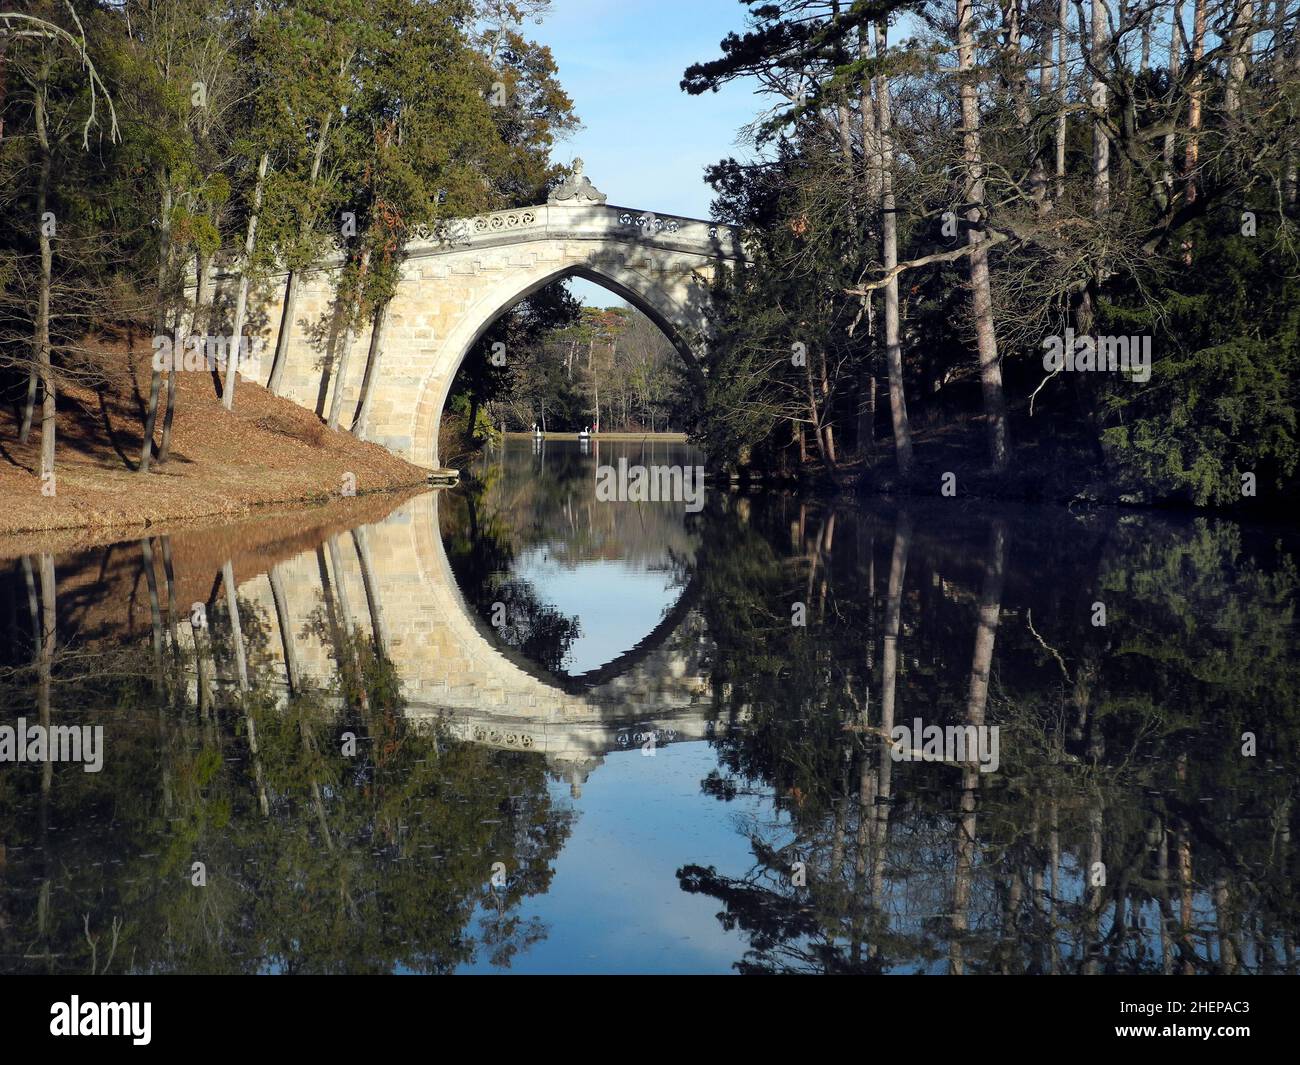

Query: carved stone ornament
548 158 607 204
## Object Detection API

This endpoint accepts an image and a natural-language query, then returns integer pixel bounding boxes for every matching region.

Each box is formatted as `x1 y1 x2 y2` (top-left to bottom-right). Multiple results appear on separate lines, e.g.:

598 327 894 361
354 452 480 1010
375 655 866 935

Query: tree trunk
18 358 37 444
1226 0 1253 117
1279 0 1298 207
353 297 388 437
157 305 182 462
1055 0 1068 199
267 269 300 395
1163 2 1182 194
876 22 913 477
223 560 249 692
958 0 1011 471
141 536 165 686
224 151 268 410
268 111 332 395
160 534 181 669
807 351 837 473
327 324 357 433
352 525 389 656
140 183 173 473
322 537 368 712
1091 0 1111 215
880 511 911 739
191 249 212 336
38 553 56 805
269 564 299 695
327 247 370 432
225 559 268 815
31 61 55 486
858 22 880 203
858 370 876 457
821 422 836 466
1185 0 1207 201
1004 0 1047 205
952 519 1006 973
967 520 1007 729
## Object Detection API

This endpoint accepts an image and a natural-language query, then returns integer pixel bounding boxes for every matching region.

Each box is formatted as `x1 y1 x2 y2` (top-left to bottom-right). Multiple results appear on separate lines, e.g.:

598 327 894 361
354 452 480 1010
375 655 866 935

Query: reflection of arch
215 491 723 769
413 253 710 469
562 573 703 692
420 479 706 698
404 492 710 713
451 549 705 698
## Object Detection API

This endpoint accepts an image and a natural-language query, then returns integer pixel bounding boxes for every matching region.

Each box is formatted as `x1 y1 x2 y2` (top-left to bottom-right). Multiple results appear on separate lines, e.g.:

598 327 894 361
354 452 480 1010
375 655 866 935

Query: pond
1 437 1296 974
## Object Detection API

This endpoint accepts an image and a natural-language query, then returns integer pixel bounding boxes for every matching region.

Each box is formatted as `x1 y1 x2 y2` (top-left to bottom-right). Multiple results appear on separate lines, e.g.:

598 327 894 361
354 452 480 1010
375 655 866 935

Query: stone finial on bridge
548 158 607 204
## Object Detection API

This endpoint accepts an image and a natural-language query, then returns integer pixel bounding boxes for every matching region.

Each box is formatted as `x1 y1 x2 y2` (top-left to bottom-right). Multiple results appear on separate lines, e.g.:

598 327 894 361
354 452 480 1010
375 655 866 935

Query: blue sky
534 0 760 218
529 0 763 304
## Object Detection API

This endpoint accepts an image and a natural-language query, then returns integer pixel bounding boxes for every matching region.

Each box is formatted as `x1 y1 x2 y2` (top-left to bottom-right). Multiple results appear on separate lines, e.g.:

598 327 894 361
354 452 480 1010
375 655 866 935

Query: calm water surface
1 438 1297 974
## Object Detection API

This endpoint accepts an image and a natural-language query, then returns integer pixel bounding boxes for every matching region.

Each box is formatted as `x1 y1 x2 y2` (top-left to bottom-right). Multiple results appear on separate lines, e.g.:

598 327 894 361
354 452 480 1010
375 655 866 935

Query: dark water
1 437 1297 974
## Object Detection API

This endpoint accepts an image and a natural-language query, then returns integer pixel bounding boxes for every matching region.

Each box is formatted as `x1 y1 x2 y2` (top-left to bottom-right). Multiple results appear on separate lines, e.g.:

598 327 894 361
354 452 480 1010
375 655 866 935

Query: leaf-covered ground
0 333 432 537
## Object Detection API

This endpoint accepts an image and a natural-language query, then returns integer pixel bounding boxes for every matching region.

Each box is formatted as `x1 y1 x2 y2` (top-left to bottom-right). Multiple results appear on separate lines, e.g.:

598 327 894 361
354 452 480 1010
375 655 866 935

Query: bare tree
957 0 1011 471
224 151 268 410
875 20 913 475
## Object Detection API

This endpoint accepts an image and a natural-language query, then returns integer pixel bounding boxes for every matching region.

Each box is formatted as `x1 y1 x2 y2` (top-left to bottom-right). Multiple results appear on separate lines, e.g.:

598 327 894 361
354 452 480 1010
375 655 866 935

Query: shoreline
503 430 688 442
0 480 433 545
5 331 1282 539
0 337 447 541
0 484 433 562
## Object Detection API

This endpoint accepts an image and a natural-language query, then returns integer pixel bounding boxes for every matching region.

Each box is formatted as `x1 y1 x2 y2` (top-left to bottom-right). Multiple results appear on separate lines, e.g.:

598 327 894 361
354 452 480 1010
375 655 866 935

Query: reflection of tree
680 500 1300 974
466 438 703 567
440 477 581 674
0 542 571 974
950 520 1005 976
678 857 843 975
2 494 1298 975
484 578 582 675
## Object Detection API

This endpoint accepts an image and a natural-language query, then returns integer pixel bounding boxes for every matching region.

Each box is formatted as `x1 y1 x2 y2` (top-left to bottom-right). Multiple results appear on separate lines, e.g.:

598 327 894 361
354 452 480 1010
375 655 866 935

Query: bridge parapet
403 201 745 264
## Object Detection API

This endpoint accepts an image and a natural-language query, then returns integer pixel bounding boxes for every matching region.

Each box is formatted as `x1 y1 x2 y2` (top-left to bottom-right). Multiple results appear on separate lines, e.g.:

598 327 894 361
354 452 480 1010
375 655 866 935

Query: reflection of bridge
199 166 745 468
225 491 727 793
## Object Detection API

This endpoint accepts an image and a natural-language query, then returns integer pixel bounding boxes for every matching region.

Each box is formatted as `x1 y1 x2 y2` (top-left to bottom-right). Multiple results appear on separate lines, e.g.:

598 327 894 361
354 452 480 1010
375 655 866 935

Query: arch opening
414 256 710 469
432 266 699 467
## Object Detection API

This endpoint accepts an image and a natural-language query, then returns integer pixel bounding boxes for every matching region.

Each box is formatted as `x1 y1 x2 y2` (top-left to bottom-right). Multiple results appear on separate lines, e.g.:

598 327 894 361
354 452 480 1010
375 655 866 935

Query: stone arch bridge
199 169 745 469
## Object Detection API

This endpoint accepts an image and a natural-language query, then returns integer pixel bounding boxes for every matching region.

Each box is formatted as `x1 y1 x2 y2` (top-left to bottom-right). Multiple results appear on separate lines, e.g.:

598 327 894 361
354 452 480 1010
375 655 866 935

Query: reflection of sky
514 547 682 674
456 743 772 974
